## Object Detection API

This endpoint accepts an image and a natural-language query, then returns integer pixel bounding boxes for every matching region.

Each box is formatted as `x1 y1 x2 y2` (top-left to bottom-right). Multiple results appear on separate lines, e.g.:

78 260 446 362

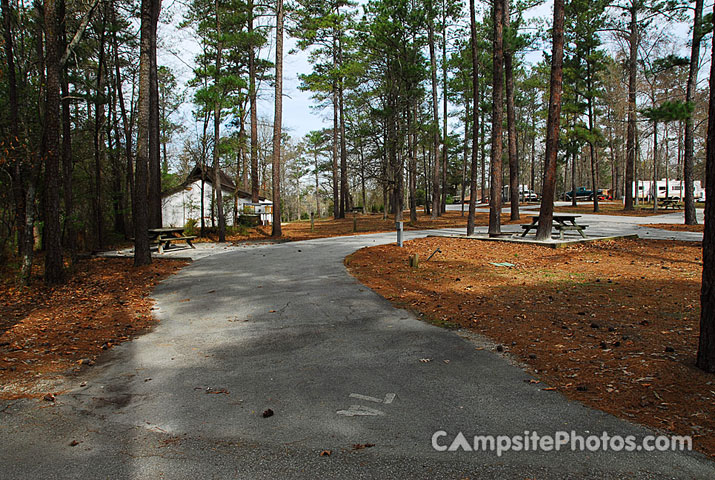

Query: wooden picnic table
520 215 588 240
659 198 683 210
148 228 197 254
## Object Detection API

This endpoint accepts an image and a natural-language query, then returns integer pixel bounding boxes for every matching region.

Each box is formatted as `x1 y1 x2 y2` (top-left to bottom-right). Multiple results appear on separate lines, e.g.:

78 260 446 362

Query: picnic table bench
148 228 197 254
520 215 588 240
659 198 683 210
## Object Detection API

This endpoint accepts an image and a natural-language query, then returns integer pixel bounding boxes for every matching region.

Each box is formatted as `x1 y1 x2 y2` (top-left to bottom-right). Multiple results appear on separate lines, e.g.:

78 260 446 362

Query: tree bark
58 0 77 262
114 23 134 237
652 121 658 212
93 6 107 249
697 3 715 372
441 0 448 215
133 0 155 266
461 96 468 217
489 0 505 236
338 31 348 218
684 0 703 225
331 79 339 218
3 0 27 257
535 0 565 240
249 0 260 202
571 150 577 206
409 105 418 223
428 18 441 219
587 60 599 213
148 0 162 228
44 0 64 283
504 0 519 220
467 0 479 235
271 0 283 236
314 151 321 217
213 0 226 242
624 4 638 210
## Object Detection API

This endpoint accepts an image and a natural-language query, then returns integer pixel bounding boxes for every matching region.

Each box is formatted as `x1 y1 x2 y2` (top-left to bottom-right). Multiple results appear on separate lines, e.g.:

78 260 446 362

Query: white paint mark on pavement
383 393 396 404
336 405 386 417
349 393 383 403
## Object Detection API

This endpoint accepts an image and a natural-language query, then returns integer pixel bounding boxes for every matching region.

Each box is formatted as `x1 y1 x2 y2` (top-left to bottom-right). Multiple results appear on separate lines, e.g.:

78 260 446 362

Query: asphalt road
1 225 713 479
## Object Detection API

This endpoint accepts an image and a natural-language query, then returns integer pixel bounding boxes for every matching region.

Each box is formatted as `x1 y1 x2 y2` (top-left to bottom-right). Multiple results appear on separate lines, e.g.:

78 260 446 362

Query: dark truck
562 187 597 201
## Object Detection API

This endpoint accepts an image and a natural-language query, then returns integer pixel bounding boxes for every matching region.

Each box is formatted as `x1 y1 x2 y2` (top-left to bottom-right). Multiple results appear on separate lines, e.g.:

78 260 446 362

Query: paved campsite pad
347 236 714 457
1 229 713 478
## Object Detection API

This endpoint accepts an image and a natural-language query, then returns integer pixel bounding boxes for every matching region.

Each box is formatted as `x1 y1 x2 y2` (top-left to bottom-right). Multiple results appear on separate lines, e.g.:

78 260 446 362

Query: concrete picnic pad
1 215 712 478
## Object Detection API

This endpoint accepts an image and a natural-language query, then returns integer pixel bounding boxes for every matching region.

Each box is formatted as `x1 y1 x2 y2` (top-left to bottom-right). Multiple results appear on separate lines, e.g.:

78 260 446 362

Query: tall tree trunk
44 0 64 283
684 0 703 224
467 0 479 235
249 0 260 202
441 1 448 215
133 0 155 266
110 91 127 237
587 63 599 213
314 151 321 217
480 98 485 203
271 0 283 236
199 113 209 236
624 4 637 210
423 144 431 216
535 0 565 240
148 0 162 228
114 20 134 236
338 31 348 218
213 0 226 242
504 0 519 220
489 0 505 236
360 141 367 213
59 0 76 262
530 111 536 194
409 105 418 223
3 0 26 257
461 96 468 217
697 4 715 371
93 6 107 249
652 121 658 212
332 79 339 218
428 19 441 219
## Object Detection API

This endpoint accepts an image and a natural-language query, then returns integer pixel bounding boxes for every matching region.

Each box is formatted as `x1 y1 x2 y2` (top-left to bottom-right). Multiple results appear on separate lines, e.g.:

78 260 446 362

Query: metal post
353 213 357 232
310 212 314 232
396 221 403 247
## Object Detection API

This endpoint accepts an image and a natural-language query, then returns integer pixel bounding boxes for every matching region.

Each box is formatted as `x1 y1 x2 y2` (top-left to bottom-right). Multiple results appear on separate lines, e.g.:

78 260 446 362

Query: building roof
162 164 267 201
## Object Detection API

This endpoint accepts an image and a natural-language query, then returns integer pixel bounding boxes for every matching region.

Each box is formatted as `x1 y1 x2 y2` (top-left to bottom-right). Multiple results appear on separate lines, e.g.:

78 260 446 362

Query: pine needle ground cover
347 237 713 457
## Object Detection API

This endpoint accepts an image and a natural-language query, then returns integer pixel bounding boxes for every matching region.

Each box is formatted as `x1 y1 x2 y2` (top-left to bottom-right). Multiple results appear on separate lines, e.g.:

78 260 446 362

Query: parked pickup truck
562 187 597 201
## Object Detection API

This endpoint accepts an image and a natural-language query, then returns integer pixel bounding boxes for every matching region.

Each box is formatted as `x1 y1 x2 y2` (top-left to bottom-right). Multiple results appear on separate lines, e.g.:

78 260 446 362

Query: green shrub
184 218 198 236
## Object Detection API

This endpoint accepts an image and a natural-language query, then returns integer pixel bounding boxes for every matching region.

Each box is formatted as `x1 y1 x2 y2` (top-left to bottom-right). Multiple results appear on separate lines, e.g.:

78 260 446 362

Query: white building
162 165 272 228
631 179 705 201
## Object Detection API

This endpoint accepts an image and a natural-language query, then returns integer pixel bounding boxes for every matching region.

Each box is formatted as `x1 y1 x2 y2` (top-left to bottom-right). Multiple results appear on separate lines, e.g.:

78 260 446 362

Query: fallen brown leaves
347 237 714 457
197 211 521 243
641 223 705 233
0 257 187 399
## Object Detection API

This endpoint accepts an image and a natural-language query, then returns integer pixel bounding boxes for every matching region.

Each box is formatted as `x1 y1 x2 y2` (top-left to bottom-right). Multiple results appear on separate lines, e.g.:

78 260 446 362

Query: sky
155 0 699 164
158 0 330 145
